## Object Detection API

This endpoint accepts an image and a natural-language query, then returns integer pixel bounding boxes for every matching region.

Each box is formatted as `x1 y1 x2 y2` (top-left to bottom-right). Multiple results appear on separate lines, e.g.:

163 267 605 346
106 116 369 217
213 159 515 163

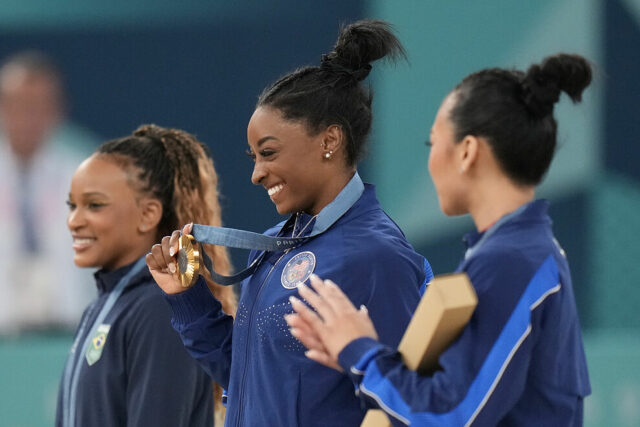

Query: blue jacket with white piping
338 200 591 426
165 183 432 426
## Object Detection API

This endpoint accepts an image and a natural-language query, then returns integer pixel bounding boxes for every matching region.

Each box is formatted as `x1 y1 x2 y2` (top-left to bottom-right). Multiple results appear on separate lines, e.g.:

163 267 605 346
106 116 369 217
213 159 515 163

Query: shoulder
466 246 531 286
341 207 418 264
318 188 428 282
323 209 427 291
464 227 559 300
119 279 173 328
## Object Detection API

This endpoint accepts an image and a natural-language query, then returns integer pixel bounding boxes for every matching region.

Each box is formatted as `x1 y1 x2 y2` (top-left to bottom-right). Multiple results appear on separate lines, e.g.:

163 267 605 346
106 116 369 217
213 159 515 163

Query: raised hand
285 274 378 371
146 223 193 294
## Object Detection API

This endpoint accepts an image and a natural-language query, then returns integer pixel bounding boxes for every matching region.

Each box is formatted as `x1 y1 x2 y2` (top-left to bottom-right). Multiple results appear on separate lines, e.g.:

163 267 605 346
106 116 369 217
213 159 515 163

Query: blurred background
0 0 637 425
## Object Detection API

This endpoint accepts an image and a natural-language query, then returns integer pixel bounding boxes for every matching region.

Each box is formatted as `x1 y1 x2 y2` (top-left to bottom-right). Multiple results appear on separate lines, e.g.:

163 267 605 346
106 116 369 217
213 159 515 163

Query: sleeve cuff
163 276 222 325
338 337 386 375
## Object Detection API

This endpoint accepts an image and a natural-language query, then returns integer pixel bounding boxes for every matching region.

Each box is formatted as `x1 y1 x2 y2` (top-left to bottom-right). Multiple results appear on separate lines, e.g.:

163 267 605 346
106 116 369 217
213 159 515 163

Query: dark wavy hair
449 53 592 186
258 19 406 166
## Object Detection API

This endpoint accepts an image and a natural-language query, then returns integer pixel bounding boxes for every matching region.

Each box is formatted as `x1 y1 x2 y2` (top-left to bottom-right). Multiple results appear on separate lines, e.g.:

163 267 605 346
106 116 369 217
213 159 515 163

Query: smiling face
428 93 469 216
67 155 150 270
247 106 338 215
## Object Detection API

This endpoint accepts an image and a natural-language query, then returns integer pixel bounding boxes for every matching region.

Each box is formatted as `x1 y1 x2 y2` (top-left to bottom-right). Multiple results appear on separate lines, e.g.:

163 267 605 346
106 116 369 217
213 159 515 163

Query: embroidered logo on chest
281 251 316 289
86 323 111 366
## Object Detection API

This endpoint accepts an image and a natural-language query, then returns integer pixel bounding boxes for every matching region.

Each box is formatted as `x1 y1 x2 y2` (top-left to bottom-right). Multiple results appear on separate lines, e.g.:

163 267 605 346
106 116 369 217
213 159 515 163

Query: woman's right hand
146 223 193 294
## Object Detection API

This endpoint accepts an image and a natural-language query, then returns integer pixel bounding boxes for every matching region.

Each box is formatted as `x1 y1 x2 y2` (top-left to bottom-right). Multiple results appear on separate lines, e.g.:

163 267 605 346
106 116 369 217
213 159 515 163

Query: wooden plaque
361 273 477 427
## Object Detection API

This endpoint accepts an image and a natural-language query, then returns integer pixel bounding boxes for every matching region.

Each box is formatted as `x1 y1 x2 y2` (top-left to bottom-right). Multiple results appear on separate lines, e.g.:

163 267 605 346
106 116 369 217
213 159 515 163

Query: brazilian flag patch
86 324 111 366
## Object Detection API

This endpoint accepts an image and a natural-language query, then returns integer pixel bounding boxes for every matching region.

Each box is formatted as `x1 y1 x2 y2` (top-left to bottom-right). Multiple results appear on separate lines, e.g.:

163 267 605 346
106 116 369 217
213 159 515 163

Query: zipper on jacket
235 251 289 426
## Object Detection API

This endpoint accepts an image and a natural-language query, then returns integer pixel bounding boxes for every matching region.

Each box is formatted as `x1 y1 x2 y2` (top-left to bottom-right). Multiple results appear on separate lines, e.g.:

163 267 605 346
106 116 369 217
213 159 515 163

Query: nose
67 206 85 231
251 160 267 185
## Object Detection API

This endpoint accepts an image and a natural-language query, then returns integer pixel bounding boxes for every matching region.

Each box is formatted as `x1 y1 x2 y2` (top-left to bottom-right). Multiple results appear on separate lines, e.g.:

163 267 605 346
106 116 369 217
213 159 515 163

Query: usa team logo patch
281 251 316 289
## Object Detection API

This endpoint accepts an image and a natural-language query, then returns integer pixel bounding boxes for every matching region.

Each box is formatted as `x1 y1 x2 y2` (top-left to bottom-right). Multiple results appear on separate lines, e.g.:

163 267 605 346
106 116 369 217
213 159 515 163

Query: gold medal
177 234 200 288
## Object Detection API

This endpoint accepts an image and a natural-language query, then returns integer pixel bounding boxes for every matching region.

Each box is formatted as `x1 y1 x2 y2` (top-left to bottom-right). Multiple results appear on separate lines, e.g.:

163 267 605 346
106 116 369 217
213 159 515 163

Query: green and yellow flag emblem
86 324 111 366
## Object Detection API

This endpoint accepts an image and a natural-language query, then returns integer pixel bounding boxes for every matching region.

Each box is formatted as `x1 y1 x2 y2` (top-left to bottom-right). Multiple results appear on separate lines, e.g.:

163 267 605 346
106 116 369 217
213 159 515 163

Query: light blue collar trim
464 202 531 261
311 171 364 234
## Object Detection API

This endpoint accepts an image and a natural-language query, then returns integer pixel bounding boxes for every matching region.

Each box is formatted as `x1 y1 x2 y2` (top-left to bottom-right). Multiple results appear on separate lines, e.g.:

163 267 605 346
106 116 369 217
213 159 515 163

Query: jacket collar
94 259 149 295
463 199 551 251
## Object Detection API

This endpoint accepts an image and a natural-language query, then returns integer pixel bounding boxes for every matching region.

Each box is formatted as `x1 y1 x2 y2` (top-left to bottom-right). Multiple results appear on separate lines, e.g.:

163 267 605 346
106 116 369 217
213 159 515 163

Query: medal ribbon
191 172 364 285
61 256 147 427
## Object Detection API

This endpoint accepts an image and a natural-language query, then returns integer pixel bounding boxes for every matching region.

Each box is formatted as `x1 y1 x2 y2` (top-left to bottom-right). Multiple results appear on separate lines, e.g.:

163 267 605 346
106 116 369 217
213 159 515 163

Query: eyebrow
256 136 278 147
78 192 108 198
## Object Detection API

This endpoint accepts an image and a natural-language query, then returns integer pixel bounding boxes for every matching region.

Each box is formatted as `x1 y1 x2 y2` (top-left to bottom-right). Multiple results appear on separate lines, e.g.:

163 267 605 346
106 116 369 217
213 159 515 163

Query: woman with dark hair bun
147 20 432 427
57 125 235 427
287 53 592 426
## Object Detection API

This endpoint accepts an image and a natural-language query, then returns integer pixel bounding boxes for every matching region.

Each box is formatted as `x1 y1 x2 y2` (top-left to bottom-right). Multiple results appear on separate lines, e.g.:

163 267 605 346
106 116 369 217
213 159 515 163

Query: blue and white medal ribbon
184 172 365 286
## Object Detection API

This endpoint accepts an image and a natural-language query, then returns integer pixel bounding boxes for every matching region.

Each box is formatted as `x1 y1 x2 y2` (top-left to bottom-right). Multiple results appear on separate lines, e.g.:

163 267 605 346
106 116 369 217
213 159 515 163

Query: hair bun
521 53 592 118
320 54 372 82
320 19 406 84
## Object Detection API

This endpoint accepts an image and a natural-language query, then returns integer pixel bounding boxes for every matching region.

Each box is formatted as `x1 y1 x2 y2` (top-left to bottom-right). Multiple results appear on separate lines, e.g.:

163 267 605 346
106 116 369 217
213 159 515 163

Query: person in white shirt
0 50 94 334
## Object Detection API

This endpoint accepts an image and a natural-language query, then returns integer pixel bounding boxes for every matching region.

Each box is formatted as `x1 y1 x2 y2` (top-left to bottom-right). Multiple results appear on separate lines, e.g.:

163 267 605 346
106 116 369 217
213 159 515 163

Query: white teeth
74 237 95 244
267 184 284 196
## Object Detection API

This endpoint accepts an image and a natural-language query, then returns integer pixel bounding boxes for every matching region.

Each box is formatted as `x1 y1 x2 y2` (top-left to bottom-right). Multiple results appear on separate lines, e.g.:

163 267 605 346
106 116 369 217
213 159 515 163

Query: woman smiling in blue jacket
147 20 432 427
57 125 235 427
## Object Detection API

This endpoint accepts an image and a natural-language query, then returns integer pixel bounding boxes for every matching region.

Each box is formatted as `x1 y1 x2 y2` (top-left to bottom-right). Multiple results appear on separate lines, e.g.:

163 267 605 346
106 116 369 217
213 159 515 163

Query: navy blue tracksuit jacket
166 183 432 426
338 200 591 426
56 263 213 427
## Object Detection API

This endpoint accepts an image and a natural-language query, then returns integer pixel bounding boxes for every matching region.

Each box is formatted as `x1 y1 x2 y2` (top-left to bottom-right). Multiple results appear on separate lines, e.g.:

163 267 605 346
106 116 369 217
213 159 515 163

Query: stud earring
324 150 333 159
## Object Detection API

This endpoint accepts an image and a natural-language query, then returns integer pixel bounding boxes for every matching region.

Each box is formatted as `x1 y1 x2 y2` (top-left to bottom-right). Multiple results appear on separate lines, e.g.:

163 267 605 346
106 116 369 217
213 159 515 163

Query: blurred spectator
0 51 95 334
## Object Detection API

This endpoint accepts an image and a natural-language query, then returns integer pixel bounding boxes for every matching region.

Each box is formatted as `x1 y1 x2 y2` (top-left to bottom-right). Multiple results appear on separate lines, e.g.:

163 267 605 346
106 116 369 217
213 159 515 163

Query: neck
307 168 356 215
467 174 535 232
103 253 144 271
105 234 156 271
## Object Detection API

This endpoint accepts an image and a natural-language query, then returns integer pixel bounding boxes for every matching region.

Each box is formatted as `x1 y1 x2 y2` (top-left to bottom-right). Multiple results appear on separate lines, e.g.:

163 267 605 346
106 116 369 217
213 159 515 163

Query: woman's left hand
285 274 378 371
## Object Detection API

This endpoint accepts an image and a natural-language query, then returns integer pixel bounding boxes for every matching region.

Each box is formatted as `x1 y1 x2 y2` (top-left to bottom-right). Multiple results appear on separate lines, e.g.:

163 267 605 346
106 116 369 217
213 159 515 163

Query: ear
137 198 163 234
457 135 480 174
320 124 346 155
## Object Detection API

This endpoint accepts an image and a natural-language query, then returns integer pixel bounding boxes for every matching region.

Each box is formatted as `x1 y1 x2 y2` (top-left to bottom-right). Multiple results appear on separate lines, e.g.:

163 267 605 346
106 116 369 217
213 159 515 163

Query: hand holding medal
147 173 364 295
146 223 201 294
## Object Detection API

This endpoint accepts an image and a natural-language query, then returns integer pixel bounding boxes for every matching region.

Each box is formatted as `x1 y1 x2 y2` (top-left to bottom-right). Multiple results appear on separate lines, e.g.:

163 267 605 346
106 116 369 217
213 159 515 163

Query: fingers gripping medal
177 234 200 288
